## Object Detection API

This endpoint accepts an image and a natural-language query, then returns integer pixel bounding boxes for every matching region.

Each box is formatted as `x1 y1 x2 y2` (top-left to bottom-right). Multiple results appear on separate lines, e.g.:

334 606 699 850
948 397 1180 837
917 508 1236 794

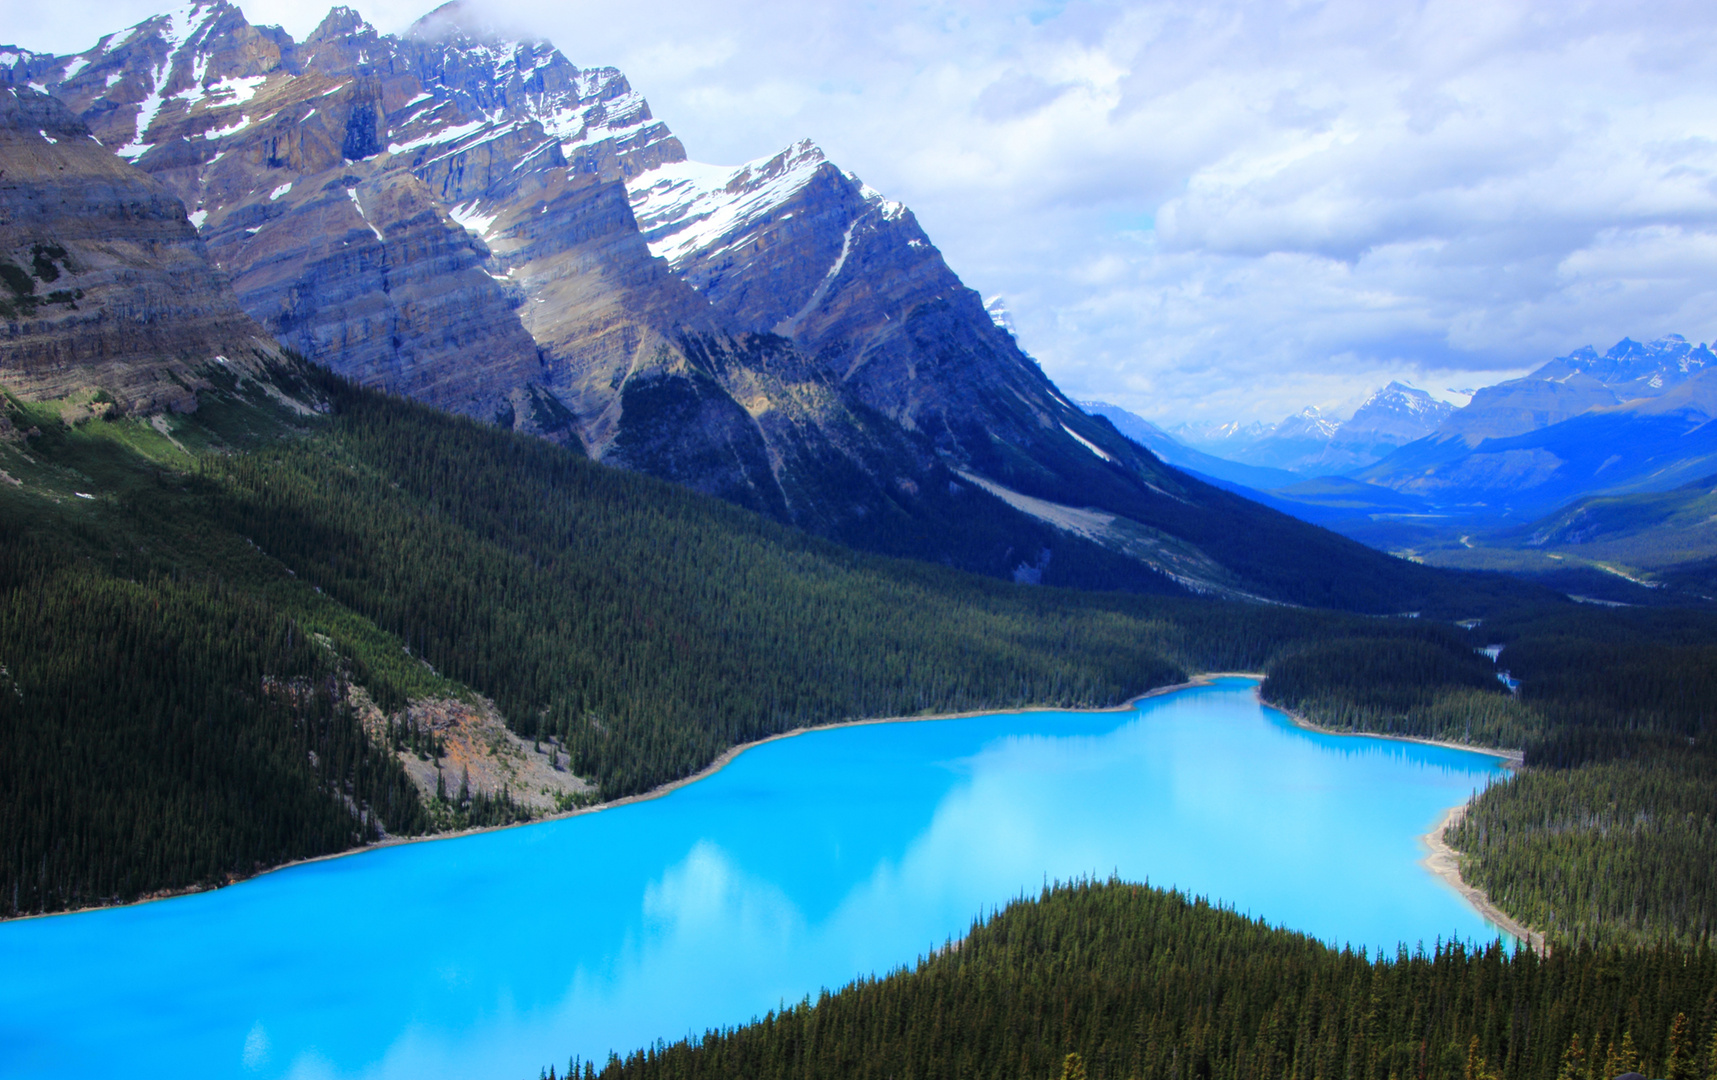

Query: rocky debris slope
349 689 592 816
0 84 279 413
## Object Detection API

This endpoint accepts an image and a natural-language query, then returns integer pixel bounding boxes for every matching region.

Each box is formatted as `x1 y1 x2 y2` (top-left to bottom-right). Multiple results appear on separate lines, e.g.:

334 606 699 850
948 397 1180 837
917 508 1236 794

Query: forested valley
3 360 1716 1080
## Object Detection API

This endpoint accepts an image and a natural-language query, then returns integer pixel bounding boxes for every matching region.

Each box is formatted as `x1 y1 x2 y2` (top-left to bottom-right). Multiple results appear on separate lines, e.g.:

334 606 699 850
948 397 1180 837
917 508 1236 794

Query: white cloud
10 0 1717 423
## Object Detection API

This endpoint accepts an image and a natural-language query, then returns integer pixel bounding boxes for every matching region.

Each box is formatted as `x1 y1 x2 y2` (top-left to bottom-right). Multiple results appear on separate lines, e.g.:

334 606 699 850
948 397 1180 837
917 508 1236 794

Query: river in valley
0 677 1513 1079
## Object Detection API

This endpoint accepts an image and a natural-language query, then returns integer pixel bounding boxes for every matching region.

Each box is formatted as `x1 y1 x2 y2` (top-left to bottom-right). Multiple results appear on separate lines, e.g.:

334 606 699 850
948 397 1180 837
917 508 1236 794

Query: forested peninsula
574 880 1717 1080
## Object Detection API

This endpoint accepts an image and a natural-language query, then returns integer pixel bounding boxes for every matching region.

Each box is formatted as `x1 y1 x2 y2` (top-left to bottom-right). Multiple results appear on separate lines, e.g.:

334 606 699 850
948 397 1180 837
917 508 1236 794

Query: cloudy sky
11 0 1717 424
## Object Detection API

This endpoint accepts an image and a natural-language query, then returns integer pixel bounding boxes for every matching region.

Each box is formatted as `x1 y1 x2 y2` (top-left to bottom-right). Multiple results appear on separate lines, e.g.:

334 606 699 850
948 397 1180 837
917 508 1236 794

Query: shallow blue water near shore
0 678 1510 1079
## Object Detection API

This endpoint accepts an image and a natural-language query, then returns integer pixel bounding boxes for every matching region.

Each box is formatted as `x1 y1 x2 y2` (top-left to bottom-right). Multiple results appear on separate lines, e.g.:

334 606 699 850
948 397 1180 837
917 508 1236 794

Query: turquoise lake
0 678 1512 1079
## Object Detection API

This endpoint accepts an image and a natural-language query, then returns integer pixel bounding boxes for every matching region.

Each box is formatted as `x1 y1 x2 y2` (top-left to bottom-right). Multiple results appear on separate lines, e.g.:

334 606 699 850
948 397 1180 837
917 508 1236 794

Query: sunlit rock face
18 1 599 427
0 84 280 414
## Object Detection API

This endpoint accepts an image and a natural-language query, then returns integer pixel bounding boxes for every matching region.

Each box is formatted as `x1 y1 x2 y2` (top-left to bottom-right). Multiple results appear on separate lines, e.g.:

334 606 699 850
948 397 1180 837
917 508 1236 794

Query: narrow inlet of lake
0 677 1512 1079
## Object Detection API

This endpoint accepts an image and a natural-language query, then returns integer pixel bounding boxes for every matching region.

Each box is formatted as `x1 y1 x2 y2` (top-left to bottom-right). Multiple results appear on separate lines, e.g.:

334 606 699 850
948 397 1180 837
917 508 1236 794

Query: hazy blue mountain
1361 343 1717 517
1162 384 1453 477
1079 401 1303 490
1432 336 1717 446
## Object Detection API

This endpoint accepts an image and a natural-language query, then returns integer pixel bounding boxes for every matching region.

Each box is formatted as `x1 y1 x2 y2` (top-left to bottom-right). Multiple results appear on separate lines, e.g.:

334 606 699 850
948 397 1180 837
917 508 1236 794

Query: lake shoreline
10 674 1249 923
1419 803 1548 955
9 671 1533 938
1266 698 1526 770
1255 687 1544 953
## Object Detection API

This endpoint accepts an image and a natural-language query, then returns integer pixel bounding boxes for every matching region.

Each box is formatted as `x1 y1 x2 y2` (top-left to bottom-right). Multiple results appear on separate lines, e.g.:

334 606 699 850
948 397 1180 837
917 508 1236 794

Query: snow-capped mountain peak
1273 406 1340 442
1335 381 1453 444
627 138 835 267
1546 334 1714 395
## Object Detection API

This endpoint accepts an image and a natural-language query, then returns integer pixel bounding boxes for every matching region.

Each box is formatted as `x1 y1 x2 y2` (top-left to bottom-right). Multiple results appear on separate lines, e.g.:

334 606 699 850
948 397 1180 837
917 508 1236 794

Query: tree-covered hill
578 880 1717 1080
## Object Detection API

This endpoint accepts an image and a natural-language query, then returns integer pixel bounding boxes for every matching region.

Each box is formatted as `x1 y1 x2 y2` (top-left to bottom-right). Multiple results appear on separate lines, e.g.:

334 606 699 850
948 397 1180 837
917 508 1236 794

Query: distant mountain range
1356 337 1717 516
1078 402 1303 491
1103 336 1717 587
1165 383 1455 476
0 0 1528 614
1084 389 1450 532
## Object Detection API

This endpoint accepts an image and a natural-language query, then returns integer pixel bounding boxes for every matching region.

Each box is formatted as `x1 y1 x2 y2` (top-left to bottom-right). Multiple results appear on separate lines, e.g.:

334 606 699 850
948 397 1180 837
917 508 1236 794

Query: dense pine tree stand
585 881 1717 1080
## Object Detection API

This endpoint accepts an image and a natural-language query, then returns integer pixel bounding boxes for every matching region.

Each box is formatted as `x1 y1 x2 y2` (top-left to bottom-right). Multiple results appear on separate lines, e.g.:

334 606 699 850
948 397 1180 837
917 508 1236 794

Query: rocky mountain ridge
0 0 1489 611
1423 336 1715 448
1355 336 1717 513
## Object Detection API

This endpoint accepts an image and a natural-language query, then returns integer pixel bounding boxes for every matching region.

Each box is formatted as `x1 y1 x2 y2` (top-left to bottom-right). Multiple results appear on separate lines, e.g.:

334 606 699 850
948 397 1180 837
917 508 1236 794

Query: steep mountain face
1 0 1525 611
24 1 597 426
625 137 1155 512
0 82 280 414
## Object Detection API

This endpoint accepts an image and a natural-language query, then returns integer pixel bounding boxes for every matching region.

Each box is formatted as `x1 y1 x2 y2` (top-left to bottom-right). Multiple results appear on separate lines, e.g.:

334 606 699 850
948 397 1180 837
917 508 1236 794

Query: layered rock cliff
0 83 278 413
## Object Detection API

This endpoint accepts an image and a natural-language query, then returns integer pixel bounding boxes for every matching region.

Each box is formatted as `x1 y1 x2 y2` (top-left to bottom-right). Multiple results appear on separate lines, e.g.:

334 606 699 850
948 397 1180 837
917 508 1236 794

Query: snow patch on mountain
205 74 264 105
775 219 860 336
448 199 498 238
627 140 828 267
1061 423 1116 463
71 0 231 159
387 118 503 160
347 188 383 241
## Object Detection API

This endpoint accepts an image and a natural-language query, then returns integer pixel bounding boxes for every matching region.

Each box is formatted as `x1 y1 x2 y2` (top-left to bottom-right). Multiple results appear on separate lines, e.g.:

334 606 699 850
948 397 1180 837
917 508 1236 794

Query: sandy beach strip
1421 803 1547 954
